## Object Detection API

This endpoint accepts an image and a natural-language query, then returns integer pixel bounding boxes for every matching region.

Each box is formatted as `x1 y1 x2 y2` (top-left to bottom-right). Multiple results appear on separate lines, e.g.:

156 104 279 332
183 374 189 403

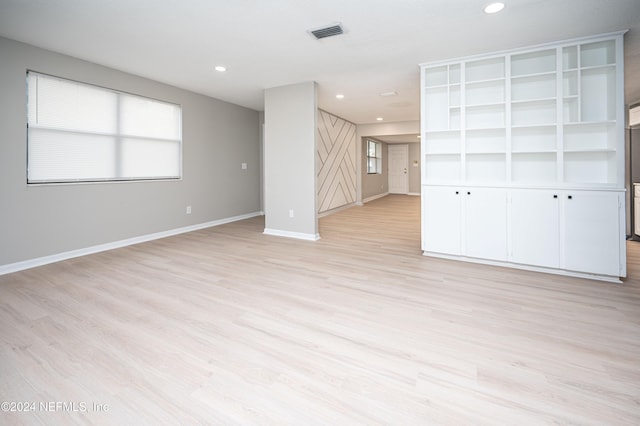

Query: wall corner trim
0 211 263 276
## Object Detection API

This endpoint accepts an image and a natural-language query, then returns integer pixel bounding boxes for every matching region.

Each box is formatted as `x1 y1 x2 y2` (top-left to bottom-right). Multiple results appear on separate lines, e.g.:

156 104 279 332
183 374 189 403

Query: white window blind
27 72 182 183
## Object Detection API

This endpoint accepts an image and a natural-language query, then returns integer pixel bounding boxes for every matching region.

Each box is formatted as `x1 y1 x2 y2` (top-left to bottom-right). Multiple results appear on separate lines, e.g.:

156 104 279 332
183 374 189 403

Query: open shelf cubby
465 57 505 82
511 49 556 77
465 153 506 183
580 40 615 68
424 154 460 183
466 104 505 129
466 128 506 154
563 98 579 123
512 126 557 152
424 65 448 87
449 108 461 130
424 86 448 131
564 122 616 151
564 151 616 185
449 64 461 84
512 99 556 127
512 152 558 184
424 131 461 154
563 46 578 70
466 79 505 105
449 85 461 107
512 73 556 101
580 67 616 122
563 71 578 96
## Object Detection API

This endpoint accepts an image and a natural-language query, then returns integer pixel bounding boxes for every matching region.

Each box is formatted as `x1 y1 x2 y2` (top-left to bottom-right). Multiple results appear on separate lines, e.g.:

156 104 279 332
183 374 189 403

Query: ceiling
1 0 639 127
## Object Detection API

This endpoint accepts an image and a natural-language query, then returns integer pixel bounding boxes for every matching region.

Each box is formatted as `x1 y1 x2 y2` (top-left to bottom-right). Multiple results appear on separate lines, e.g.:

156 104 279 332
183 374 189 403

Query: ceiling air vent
309 24 344 40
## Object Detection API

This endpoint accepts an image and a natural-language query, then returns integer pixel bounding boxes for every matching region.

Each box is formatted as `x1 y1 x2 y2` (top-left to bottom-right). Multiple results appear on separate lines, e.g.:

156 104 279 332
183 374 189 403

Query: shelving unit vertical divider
577 44 582 123
460 62 467 183
447 65 452 129
419 64 425 185
556 46 564 184
505 54 512 184
504 54 512 258
615 37 625 186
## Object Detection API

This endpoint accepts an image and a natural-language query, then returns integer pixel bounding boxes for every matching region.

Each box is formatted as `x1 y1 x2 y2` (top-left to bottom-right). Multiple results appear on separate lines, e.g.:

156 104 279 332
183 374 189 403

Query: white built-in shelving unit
420 32 626 281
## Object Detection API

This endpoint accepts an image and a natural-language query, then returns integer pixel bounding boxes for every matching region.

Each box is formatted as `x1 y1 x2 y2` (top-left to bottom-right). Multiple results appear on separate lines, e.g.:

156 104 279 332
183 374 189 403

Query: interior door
388 144 408 194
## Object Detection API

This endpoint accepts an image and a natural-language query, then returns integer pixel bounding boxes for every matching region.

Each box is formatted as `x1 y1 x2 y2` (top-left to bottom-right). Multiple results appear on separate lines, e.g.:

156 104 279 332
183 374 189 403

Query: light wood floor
1 194 640 425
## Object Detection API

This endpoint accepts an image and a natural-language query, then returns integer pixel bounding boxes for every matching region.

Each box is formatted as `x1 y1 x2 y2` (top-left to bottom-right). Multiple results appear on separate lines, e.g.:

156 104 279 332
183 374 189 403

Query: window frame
26 71 183 185
366 139 382 174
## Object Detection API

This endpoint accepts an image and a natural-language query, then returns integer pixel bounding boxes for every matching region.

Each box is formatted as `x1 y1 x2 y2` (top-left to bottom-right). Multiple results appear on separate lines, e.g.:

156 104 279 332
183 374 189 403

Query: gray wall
408 143 421 194
264 82 318 239
0 37 260 266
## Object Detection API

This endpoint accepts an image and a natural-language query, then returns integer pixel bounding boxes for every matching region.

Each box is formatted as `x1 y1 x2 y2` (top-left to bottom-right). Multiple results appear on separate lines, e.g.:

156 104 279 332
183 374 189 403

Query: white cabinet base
421 251 623 283
422 186 625 283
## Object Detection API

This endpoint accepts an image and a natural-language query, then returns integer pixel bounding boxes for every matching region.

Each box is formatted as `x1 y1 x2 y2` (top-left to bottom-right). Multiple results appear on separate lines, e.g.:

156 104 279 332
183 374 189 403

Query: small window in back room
26 71 182 184
367 139 382 174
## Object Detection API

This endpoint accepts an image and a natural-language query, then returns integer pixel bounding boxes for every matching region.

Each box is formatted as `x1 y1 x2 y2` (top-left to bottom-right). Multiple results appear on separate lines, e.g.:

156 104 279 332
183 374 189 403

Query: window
367 139 382 174
27 71 182 184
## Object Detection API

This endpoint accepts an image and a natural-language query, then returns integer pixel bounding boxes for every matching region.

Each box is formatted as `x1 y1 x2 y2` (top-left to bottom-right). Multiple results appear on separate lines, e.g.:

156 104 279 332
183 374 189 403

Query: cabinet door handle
553 194 558 199
568 195 573 200
467 191 471 195
455 191 459 195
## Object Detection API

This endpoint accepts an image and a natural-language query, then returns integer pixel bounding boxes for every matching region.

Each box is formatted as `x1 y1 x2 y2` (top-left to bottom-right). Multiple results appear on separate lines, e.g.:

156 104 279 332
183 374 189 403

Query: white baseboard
263 228 321 241
318 202 356 218
408 192 420 196
362 192 389 204
0 211 263 276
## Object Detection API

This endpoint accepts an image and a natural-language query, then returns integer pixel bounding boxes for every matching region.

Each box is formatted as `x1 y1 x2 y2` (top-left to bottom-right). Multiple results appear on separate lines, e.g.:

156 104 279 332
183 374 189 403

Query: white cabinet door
511 189 560 268
563 191 621 276
422 186 461 255
464 188 508 261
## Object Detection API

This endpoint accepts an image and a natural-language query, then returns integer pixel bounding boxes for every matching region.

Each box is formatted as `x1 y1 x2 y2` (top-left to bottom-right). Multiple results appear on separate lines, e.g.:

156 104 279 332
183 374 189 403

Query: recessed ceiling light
484 2 505 14
215 66 227 72
376 117 384 121
379 91 397 97
336 94 345 99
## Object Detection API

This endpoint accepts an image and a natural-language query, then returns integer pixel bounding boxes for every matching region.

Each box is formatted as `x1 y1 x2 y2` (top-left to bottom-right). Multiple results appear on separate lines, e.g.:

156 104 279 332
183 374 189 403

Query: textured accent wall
317 110 356 213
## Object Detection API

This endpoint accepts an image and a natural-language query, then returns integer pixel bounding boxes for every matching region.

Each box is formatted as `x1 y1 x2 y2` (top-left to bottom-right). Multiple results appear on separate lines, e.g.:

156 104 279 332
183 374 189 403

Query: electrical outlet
186 205 192 214
289 209 294 218
241 162 247 170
